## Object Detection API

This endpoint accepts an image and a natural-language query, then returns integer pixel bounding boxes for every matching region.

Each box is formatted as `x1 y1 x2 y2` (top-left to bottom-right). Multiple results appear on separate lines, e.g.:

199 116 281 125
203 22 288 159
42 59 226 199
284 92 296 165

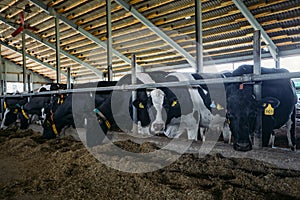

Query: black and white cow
138 72 228 141
42 81 117 139
20 93 65 129
90 72 166 141
226 64 297 151
1 83 66 129
0 95 28 129
91 72 227 145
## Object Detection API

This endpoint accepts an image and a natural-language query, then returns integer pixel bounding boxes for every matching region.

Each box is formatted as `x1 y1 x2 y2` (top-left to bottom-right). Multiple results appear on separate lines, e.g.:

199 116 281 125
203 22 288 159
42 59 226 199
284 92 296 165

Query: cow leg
199 127 206 141
0 108 9 129
262 117 275 147
222 122 232 144
268 131 275 148
286 107 296 151
187 128 198 141
187 112 200 141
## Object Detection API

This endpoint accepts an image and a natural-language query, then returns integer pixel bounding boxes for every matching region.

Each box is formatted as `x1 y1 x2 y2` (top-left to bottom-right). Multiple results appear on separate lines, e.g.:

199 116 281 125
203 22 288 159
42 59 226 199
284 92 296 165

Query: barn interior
0 0 299 87
0 0 300 199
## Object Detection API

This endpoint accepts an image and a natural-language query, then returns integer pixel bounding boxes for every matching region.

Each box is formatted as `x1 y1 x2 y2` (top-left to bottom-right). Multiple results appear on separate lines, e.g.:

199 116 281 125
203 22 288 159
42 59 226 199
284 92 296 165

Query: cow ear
258 97 280 116
169 97 179 107
260 97 280 109
132 99 145 109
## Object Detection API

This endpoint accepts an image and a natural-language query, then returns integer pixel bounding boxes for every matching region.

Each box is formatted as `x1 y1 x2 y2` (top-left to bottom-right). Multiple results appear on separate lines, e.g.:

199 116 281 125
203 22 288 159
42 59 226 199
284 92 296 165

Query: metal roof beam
0 41 53 82
29 0 143 72
0 15 96 79
232 0 278 61
114 0 197 69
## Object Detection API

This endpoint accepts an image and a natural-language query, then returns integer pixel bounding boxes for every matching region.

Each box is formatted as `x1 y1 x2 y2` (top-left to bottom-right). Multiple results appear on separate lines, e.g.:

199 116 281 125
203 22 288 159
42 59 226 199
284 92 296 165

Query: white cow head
149 89 166 134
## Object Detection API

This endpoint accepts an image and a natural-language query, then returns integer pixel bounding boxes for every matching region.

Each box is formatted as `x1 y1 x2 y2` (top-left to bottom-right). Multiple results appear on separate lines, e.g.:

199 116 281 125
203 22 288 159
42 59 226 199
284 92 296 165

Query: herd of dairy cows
0 65 298 151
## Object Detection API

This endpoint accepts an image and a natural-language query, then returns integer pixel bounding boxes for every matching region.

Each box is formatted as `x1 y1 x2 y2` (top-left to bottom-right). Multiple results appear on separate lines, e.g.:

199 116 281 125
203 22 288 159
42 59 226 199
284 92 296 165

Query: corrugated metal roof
0 0 299 82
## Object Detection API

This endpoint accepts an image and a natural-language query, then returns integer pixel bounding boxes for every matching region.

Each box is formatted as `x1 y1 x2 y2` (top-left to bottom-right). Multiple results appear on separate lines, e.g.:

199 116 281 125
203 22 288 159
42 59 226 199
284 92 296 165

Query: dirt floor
0 126 300 200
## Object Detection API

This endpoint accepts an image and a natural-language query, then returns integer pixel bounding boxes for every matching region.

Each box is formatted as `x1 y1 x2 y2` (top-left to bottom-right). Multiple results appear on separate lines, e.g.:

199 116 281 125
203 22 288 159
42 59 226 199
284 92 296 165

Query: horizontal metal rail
1 71 300 98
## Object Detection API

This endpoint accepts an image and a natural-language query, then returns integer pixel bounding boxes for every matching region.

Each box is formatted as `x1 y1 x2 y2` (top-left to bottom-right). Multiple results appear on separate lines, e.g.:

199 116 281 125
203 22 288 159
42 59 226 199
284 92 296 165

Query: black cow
42 81 117 139
226 65 297 151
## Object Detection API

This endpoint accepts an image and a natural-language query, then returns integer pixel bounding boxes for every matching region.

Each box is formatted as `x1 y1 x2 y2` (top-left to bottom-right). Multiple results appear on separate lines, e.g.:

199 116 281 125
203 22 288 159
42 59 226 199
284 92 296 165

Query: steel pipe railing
1 71 300 98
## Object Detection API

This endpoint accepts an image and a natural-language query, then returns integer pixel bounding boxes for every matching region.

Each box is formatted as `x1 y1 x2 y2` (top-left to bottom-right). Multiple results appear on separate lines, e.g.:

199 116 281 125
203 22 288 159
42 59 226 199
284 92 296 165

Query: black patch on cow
193 110 199 122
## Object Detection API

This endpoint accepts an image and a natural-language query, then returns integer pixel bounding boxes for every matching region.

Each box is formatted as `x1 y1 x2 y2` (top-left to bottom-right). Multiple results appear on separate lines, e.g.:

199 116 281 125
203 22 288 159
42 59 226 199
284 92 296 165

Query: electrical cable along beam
2 71 300 98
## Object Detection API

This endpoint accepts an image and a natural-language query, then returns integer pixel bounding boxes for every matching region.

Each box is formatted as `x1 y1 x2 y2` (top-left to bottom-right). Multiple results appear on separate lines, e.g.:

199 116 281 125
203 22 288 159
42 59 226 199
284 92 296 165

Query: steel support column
253 30 262 149
27 74 31 93
55 14 61 83
22 31 27 92
275 56 280 68
67 67 71 89
3 59 6 94
106 0 113 81
195 0 203 73
131 54 137 134
0 45 3 95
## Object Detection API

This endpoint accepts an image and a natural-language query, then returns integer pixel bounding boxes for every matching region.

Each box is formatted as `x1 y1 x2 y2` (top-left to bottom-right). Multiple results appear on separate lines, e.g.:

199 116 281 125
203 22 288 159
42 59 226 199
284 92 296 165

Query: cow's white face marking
41 108 46 122
150 89 165 133
1 108 10 129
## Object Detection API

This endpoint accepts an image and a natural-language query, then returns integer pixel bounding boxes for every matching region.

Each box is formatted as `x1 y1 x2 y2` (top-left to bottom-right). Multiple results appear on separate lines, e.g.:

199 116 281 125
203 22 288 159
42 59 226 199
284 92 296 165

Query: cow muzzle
151 121 165 134
233 142 252 151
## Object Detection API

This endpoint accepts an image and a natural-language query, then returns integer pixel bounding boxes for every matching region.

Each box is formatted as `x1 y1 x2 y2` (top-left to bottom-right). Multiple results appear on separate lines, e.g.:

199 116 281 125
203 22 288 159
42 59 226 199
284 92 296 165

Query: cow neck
49 109 59 135
93 108 111 129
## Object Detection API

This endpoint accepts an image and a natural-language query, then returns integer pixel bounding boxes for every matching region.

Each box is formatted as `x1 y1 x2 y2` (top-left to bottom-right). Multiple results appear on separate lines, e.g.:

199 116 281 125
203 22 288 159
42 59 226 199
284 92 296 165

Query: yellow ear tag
14 109 18 114
264 104 274 116
139 102 144 109
171 100 177 107
3 101 7 110
216 103 224 110
105 120 111 129
227 118 230 125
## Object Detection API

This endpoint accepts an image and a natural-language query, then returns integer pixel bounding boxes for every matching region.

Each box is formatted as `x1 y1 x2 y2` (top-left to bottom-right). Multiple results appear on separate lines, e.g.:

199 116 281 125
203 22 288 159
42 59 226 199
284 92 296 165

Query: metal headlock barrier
1 71 300 98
